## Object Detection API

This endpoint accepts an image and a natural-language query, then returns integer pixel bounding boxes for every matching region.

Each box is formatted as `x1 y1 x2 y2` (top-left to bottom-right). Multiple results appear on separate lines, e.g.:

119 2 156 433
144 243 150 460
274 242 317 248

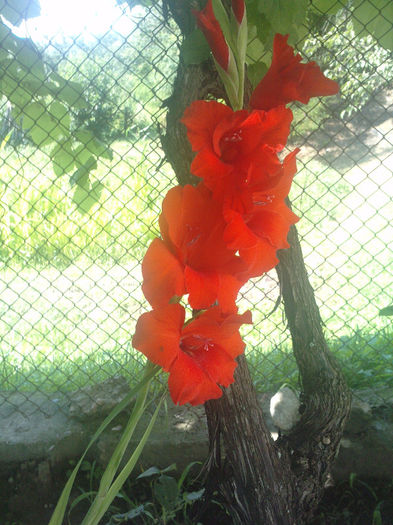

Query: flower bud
193 0 229 71
232 0 245 24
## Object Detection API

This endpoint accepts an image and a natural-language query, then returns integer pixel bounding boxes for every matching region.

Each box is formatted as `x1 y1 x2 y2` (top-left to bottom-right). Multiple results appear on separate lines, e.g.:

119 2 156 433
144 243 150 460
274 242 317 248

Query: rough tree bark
159 3 352 523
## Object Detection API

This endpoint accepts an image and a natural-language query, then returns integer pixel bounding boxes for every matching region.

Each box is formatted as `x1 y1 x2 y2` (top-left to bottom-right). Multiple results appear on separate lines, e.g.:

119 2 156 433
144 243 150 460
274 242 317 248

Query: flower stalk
133 0 339 407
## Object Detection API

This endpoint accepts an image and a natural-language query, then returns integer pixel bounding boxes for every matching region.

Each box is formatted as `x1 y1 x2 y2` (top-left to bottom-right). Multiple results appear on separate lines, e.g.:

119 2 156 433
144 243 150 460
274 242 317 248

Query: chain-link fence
0 1 392 419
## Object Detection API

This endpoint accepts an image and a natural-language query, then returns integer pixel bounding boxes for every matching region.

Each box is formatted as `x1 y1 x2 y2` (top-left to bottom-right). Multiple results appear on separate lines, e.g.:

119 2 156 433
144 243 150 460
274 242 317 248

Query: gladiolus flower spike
133 2 339 406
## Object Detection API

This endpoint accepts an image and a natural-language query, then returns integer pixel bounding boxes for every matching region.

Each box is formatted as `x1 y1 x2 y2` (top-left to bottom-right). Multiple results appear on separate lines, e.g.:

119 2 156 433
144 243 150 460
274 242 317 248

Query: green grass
0 138 392 397
0 140 175 267
247 326 393 393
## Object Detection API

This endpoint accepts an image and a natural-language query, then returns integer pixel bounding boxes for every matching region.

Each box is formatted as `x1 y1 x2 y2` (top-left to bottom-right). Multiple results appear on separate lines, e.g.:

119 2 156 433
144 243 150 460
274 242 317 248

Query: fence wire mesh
0 1 392 418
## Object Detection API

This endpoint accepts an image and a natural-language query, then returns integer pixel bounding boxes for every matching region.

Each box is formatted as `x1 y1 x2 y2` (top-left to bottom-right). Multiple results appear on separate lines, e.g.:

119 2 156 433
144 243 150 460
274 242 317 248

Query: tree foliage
0 0 112 211
47 21 178 144
302 7 393 119
0 0 391 213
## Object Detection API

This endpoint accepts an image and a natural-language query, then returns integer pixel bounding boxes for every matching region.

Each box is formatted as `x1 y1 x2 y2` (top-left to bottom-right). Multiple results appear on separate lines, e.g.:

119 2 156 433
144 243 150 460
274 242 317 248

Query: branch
276 220 352 519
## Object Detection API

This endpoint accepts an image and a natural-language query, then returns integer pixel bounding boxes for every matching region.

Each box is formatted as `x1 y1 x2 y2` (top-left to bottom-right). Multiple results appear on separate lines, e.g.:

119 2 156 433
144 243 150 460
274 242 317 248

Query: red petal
190 148 232 188
168 306 252 405
248 204 298 250
184 265 218 310
223 208 259 250
180 331 238 387
160 185 188 250
168 352 223 406
212 109 250 158
211 107 291 164
132 304 185 371
183 306 252 360
252 149 298 202
234 107 292 152
250 34 339 111
182 100 232 152
142 238 185 308
217 273 246 313
239 238 279 277
246 148 283 193
162 184 237 271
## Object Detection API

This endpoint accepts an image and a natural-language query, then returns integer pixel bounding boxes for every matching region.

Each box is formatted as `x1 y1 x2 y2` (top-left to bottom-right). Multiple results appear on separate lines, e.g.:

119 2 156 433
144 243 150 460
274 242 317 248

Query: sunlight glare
18 0 133 41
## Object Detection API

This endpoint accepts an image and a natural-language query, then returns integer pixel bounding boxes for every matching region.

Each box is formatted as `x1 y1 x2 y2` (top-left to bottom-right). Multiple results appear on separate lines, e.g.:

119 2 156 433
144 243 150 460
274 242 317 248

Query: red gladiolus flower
132 304 252 405
181 100 292 199
250 34 339 111
193 0 229 71
232 0 245 24
142 184 247 312
223 150 300 277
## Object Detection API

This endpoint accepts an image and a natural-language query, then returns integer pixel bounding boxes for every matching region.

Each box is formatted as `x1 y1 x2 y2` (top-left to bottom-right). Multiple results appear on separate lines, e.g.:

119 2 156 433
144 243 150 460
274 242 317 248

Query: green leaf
247 61 269 89
74 145 94 171
352 0 393 51
211 0 231 38
258 0 308 35
68 491 97 514
13 41 44 75
48 73 89 109
30 121 60 147
181 29 211 65
246 25 267 63
0 0 40 26
49 101 71 133
0 61 48 102
137 464 176 480
154 475 180 511
372 507 383 525
184 489 205 503
161 463 177 474
75 130 113 160
72 181 104 214
247 0 308 49
379 305 393 317
48 364 160 525
80 373 165 525
19 100 44 127
177 461 200 491
20 101 68 146
2 78 31 106
136 466 161 479
70 155 97 186
58 82 89 109
50 140 75 176
105 505 147 525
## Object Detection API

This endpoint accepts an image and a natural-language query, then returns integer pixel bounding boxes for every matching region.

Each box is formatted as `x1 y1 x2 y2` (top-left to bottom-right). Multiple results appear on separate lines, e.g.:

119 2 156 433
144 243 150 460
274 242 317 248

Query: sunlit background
0 0 392 411
14 0 134 40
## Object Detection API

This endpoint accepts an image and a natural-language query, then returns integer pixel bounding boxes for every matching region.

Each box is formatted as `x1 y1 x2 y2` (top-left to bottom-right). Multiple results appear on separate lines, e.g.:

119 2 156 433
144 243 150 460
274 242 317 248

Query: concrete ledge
1 379 392 481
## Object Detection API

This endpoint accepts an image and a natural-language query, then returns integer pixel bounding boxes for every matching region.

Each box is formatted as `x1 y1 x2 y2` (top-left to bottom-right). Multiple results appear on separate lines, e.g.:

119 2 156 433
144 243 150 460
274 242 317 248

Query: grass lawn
0 136 392 396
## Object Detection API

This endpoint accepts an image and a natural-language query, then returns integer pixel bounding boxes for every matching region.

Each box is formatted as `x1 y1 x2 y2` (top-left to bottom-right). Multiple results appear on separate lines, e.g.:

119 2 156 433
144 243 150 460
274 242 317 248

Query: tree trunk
159 7 352 523
274 222 352 522
204 355 294 524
